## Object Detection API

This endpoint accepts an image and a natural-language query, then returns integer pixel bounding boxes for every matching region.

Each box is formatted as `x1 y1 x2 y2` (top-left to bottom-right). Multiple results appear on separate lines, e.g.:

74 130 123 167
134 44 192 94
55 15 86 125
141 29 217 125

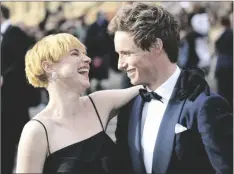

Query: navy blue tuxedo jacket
115 72 233 174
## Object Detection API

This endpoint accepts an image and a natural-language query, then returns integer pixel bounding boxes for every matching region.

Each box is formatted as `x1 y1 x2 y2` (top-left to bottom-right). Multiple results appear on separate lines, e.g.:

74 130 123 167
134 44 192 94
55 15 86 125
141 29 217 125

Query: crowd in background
3 2 233 94
15 4 120 93
1 2 233 174
177 3 233 108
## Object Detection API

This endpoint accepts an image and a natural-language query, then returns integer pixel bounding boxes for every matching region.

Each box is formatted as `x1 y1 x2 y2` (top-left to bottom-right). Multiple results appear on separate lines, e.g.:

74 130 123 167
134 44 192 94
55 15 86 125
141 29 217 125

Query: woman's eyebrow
70 49 79 53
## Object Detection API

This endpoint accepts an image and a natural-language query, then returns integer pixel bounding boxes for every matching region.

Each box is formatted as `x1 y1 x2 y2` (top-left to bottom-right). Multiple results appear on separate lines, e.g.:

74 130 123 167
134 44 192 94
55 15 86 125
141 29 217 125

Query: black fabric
139 88 163 103
2 108 29 174
178 67 210 101
215 28 233 57
84 20 114 80
41 98 118 174
215 29 233 110
216 67 233 111
1 25 41 108
115 101 135 174
1 24 38 174
43 131 117 174
184 31 199 68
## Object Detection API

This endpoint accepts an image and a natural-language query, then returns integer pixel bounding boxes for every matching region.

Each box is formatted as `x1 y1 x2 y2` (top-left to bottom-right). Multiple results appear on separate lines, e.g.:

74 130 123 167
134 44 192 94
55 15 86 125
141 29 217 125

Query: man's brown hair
108 3 180 63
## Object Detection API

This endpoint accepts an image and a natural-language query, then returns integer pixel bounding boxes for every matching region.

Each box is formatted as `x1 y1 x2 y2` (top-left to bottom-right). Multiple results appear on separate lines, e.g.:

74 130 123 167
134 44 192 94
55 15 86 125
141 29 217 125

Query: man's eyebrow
119 50 131 53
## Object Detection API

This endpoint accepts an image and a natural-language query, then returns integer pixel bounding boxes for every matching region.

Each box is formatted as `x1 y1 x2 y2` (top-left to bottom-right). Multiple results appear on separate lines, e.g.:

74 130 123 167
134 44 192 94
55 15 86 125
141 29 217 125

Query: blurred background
1 1 233 173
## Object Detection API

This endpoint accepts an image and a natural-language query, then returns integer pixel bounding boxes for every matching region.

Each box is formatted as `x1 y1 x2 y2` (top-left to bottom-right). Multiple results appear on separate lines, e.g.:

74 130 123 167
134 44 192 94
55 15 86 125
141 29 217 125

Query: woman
16 33 143 174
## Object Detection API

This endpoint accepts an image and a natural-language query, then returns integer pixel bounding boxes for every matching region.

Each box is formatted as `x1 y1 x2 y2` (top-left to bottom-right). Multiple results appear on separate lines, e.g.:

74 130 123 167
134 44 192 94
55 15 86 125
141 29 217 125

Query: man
1 5 39 174
108 3 232 174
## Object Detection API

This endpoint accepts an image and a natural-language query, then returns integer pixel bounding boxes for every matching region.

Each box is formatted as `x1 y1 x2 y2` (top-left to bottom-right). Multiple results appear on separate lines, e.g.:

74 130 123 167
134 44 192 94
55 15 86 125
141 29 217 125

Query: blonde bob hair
25 33 86 88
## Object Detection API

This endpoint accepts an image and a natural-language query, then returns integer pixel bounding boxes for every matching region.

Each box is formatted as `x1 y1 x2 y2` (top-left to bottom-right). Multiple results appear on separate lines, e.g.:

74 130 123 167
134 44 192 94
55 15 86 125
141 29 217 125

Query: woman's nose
83 55 91 64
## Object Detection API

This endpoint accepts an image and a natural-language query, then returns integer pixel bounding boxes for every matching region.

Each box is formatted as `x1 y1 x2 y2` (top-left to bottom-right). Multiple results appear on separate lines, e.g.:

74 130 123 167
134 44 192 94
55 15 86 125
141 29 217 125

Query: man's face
114 31 157 86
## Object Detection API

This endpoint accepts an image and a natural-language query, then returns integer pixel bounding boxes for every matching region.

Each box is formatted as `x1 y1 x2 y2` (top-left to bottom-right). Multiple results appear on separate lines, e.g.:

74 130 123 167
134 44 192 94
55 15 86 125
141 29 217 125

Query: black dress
32 96 117 174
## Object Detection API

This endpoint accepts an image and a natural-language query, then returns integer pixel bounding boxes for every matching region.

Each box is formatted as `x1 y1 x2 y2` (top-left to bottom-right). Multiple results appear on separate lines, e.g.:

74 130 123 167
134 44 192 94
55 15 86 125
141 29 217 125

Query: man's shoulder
189 91 230 110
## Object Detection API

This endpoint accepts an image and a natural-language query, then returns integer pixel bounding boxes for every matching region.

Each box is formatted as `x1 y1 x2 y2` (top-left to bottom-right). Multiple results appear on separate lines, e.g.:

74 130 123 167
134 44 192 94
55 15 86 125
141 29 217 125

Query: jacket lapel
128 95 146 174
152 72 186 174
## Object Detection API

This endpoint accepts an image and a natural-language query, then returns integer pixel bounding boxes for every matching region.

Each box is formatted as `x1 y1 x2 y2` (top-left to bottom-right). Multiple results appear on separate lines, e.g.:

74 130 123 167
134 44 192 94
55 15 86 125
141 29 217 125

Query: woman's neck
46 83 85 119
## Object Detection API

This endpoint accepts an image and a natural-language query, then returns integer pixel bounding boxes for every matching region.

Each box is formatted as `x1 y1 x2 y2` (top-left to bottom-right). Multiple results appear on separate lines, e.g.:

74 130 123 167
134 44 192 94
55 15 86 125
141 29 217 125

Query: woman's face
52 48 91 92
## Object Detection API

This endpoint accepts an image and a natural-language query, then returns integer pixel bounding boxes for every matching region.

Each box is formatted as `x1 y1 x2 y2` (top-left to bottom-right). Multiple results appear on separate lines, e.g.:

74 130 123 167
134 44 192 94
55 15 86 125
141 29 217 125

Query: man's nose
118 59 127 71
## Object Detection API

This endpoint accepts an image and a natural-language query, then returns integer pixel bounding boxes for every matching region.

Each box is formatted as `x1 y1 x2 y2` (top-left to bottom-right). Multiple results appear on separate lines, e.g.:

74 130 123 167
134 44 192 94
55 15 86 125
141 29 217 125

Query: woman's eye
71 52 79 56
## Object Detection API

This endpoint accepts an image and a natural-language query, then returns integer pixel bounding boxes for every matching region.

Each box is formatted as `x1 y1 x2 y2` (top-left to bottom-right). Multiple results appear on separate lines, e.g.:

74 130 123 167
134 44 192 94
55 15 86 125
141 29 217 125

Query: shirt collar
146 65 181 101
1 20 11 34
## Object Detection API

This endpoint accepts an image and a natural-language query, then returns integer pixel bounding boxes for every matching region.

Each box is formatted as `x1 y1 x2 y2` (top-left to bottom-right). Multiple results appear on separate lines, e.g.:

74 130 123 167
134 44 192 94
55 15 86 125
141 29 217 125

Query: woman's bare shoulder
22 108 52 138
22 108 54 140
17 112 49 173
19 117 48 152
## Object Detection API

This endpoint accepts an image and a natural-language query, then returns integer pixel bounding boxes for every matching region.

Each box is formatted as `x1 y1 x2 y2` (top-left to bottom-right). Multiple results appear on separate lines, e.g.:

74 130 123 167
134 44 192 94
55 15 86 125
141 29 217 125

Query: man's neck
147 63 177 91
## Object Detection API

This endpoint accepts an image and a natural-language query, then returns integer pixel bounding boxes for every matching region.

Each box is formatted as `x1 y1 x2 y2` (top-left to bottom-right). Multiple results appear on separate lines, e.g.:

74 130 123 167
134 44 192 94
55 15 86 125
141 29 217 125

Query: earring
51 72 57 81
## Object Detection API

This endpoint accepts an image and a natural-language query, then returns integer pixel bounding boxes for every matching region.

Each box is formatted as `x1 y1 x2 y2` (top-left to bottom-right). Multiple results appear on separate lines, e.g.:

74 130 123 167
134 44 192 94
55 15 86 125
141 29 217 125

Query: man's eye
124 52 130 56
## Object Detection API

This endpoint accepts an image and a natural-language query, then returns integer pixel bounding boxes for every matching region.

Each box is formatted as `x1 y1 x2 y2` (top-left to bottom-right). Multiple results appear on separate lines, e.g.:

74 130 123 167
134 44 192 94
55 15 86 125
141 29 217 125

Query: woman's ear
41 61 53 73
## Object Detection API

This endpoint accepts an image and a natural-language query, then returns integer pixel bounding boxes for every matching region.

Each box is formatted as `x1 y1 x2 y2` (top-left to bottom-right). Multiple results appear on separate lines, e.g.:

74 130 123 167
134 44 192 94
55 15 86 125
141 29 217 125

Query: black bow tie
139 88 163 103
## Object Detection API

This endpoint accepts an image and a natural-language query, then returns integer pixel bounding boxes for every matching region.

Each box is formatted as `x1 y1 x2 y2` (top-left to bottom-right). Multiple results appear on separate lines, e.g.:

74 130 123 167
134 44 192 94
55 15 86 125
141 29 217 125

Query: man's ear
151 38 163 56
41 61 54 73
155 38 163 50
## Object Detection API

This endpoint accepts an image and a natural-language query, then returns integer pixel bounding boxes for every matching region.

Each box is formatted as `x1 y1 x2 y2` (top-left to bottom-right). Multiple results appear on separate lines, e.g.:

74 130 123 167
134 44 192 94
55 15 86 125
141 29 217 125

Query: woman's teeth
78 69 89 74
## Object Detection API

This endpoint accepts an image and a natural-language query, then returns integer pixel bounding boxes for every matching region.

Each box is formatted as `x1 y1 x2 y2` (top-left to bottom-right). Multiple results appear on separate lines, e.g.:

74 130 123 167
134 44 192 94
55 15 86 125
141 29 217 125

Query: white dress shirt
1 20 11 41
141 66 181 174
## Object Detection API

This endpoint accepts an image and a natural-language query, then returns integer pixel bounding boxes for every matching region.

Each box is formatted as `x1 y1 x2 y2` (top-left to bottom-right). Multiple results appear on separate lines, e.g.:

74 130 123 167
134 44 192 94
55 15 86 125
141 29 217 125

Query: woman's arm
89 85 143 121
16 121 47 173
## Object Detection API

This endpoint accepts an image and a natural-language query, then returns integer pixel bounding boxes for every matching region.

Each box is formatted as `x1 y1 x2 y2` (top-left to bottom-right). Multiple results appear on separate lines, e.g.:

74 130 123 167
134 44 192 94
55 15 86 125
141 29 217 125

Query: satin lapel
128 95 146 174
152 71 186 174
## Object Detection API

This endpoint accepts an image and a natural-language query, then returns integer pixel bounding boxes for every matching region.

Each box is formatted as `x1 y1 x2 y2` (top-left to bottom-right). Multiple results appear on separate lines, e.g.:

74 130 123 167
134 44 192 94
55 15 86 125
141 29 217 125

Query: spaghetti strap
88 95 105 131
31 119 51 155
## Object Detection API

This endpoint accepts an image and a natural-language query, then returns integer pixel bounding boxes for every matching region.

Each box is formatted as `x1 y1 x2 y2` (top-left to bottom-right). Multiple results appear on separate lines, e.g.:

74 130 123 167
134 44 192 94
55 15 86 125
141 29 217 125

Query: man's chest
141 100 169 134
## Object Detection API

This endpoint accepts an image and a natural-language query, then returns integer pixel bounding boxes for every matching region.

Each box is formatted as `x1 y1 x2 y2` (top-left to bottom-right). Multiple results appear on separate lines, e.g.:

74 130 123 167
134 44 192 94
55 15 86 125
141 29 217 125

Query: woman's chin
82 81 91 90
77 83 90 96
